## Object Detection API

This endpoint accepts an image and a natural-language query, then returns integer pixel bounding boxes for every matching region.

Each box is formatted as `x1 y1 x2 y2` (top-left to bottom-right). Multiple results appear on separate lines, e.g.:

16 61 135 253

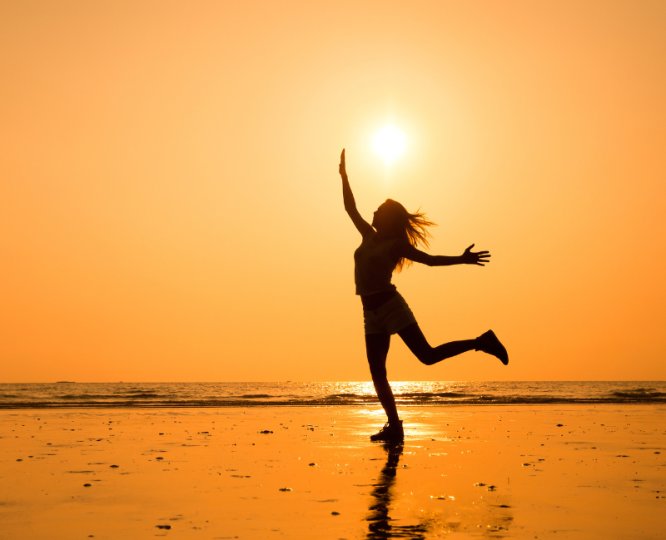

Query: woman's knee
414 348 436 366
399 324 435 365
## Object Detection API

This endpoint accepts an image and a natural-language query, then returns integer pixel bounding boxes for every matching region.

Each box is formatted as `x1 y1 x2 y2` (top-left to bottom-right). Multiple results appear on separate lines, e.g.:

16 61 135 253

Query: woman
338 149 508 442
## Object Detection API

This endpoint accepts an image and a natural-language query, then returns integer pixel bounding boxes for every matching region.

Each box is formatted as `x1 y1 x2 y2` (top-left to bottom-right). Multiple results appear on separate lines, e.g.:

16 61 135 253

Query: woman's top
354 232 398 296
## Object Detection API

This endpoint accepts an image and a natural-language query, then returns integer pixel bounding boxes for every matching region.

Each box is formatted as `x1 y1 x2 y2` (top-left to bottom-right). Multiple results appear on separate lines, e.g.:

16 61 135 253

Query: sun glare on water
372 125 407 165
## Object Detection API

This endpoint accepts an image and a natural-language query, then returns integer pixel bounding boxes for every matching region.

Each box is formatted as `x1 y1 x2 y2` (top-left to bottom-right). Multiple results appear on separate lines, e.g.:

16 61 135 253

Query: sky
1 0 665 382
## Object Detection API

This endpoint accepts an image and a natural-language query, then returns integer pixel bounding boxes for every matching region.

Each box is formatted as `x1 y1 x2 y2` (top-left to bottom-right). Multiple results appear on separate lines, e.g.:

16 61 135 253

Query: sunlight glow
372 125 407 165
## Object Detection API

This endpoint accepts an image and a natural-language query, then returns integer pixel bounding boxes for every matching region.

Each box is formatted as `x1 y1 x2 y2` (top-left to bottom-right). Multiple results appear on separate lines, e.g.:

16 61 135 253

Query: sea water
0 381 664 409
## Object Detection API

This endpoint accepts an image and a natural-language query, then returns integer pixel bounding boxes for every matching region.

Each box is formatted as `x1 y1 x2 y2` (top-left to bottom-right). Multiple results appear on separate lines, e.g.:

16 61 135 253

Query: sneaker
370 420 404 442
476 330 509 365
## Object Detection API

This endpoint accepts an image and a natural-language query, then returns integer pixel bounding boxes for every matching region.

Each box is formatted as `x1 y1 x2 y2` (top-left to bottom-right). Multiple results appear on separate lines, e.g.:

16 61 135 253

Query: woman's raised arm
339 149 373 236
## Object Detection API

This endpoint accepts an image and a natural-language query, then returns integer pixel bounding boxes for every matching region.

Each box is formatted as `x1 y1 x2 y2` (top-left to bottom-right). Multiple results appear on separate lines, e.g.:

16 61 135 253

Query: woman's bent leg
365 332 400 425
398 323 477 366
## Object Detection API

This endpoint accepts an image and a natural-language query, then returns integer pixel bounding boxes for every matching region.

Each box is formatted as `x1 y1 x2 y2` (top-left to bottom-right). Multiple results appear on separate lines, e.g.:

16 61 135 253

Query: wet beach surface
1 405 664 539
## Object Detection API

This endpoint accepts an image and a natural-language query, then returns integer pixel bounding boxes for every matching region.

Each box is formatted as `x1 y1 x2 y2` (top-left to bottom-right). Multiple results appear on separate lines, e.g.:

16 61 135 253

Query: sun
372 125 407 165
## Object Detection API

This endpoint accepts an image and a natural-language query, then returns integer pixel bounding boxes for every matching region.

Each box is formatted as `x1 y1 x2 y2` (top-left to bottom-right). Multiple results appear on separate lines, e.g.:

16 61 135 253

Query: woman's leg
397 323 477 366
365 332 400 425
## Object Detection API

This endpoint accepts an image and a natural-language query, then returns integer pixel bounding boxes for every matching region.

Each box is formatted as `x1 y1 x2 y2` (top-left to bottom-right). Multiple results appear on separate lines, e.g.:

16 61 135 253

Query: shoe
370 420 404 442
476 330 509 365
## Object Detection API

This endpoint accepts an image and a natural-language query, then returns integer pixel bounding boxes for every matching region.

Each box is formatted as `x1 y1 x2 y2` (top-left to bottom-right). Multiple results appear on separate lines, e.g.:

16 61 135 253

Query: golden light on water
372 124 407 165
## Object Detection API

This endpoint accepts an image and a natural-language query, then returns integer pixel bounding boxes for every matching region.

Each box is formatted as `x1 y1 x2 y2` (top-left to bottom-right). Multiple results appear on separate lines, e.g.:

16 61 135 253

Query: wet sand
1 404 664 539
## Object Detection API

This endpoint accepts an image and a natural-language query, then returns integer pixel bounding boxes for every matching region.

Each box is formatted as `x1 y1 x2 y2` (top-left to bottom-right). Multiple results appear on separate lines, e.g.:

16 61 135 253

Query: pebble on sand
279 487 292 492
260 430 273 434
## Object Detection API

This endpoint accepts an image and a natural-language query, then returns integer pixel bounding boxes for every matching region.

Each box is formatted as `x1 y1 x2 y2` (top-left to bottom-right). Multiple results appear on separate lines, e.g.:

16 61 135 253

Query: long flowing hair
383 199 437 273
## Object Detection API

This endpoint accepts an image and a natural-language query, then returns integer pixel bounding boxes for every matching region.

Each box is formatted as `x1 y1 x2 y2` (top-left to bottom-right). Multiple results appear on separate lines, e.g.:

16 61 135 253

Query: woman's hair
383 199 437 273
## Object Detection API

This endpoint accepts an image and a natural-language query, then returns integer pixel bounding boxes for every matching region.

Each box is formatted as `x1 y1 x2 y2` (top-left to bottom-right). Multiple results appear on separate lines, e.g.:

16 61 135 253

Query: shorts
363 292 417 335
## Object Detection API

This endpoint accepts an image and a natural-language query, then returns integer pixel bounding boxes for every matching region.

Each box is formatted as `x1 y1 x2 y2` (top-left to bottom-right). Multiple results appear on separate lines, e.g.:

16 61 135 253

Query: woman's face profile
372 203 393 231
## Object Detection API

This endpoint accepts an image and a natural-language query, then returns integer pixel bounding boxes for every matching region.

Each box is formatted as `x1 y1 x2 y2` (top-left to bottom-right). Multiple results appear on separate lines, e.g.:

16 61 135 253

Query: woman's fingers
476 251 490 266
462 245 490 265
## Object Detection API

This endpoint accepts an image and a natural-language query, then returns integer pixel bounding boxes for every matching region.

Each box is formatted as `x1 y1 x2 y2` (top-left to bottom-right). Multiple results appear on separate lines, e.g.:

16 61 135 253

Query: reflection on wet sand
366 443 428 539
2 407 663 538
365 442 514 538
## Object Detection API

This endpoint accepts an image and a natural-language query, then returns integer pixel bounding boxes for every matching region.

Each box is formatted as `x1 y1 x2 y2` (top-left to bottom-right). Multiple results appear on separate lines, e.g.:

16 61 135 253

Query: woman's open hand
461 244 491 266
339 149 347 179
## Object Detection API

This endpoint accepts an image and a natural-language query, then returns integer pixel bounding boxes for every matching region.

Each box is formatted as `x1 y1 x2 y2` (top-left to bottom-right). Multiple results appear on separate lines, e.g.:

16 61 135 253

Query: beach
1 404 664 539
3 2 666 539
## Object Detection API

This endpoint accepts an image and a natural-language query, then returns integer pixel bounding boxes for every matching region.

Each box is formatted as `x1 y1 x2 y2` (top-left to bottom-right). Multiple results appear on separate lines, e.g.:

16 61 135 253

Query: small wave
235 394 273 399
323 393 375 401
481 395 563 404
610 389 666 399
55 392 170 400
118 390 166 396
397 392 469 400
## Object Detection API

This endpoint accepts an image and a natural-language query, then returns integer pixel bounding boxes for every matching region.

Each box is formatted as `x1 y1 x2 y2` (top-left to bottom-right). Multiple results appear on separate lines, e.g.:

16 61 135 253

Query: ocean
0 381 664 409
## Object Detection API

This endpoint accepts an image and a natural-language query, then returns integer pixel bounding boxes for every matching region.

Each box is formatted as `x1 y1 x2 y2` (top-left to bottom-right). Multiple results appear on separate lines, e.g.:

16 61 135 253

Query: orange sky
1 1 665 382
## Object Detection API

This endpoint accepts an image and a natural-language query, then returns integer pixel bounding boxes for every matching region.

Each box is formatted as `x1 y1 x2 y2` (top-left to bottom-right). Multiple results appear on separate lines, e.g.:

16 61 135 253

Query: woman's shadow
366 442 428 539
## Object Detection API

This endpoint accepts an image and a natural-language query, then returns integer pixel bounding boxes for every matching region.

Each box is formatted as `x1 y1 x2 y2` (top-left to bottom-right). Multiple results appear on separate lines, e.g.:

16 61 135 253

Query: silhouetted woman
338 149 508 442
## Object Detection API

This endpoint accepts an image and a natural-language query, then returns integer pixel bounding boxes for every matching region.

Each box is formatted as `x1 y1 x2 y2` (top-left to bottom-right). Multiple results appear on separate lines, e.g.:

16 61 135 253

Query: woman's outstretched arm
339 149 373 236
393 241 491 267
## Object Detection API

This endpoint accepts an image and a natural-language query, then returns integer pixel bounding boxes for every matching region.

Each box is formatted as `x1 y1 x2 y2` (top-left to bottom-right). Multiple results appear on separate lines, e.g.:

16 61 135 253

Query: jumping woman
338 149 508 442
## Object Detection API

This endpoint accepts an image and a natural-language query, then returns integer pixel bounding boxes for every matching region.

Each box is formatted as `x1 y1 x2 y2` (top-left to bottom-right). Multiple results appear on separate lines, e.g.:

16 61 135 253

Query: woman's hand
461 244 491 266
339 149 347 179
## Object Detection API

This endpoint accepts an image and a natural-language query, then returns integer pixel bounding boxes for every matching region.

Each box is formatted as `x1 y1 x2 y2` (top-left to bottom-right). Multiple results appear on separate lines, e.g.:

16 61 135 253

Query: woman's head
373 199 436 272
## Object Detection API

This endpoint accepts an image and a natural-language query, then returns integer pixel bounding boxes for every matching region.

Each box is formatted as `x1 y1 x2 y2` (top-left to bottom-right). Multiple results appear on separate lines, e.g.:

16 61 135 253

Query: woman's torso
354 233 399 309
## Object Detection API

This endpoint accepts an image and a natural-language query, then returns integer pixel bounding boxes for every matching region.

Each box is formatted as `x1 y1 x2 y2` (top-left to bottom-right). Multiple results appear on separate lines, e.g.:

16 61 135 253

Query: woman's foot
370 420 404 442
476 330 509 365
